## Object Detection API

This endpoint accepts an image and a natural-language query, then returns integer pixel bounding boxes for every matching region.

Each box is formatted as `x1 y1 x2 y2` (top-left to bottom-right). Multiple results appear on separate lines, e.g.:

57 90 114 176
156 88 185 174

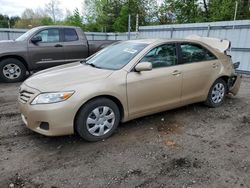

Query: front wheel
0 58 27 83
75 98 120 142
205 78 227 108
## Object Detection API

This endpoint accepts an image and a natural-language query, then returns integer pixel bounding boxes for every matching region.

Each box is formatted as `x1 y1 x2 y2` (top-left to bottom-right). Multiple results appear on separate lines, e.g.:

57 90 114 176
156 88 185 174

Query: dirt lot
0 77 249 188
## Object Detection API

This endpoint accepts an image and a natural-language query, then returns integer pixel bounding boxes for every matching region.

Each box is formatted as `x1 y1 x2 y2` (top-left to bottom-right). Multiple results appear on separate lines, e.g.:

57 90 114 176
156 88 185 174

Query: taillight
233 62 240 69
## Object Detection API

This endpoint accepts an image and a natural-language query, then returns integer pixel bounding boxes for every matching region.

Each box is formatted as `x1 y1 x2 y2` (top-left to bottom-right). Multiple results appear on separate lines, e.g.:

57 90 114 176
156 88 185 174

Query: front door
127 43 182 118
28 28 64 69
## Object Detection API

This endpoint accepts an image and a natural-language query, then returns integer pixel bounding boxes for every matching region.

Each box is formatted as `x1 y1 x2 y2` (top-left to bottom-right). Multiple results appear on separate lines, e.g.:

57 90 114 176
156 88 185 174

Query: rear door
62 28 89 62
178 42 219 104
28 28 64 69
127 43 182 117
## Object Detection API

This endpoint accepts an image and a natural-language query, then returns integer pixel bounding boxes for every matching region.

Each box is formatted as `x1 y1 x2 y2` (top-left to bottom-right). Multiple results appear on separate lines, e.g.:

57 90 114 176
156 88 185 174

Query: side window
34 29 60 43
141 44 177 68
180 43 217 63
64 28 78 42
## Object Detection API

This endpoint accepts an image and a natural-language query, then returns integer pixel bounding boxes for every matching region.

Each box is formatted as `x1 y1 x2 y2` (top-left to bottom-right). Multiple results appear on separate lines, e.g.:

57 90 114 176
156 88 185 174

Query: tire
205 78 227 108
75 98 120 142
0 58 27 83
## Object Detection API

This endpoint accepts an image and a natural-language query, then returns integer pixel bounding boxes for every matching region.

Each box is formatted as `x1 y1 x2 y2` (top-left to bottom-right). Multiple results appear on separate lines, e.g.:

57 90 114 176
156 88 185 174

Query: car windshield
84 42 148 70
15 28 39 41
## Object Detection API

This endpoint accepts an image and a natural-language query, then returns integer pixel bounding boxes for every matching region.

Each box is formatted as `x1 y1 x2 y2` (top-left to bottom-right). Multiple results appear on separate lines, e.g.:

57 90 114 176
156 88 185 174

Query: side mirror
31 36 42 44
135 62 152 72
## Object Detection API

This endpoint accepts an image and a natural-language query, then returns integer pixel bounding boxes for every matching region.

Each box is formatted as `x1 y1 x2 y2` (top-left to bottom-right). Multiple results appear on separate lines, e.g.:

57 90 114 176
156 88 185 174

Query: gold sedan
18 38 241 141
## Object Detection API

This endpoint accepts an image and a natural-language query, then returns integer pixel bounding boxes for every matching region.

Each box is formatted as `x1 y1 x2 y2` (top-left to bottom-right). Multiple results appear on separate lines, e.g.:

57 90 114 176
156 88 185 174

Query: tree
209 0 250 21
158 0 204 24
113 3 129 32
83 0 159 32
64 8 84 28
208 0 236 21
0 14 20 28
45 0 63 22
15 8 53 28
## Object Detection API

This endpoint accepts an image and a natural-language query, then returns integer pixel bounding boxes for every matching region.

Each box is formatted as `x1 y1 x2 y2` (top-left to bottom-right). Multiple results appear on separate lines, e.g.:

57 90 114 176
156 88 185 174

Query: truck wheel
205 78 227 108
75 98 120 142
0 58 27 83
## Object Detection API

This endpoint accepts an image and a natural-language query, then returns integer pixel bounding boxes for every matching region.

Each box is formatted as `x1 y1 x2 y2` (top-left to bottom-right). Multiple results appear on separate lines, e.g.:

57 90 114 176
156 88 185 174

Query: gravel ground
0 77 249 188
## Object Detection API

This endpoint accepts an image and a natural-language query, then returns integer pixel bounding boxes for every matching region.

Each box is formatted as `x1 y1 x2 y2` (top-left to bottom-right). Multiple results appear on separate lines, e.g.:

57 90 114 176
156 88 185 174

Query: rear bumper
228 74 242 95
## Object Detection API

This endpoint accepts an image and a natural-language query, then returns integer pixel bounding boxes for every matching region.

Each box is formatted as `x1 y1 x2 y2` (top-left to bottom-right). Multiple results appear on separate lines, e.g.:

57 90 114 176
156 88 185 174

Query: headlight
31 91 74 105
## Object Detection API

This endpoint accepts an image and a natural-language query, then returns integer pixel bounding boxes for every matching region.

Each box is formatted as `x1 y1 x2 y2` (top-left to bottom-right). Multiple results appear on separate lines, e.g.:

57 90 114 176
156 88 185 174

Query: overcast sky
0 0 83 17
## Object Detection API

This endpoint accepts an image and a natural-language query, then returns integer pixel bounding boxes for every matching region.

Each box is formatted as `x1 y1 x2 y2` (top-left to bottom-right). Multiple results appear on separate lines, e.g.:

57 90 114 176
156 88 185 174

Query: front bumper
228 74 242 95
18 84 76 136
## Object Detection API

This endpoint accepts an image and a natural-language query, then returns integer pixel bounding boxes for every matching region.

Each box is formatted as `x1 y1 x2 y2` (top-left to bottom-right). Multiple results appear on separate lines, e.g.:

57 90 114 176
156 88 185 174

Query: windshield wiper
80 59 87 64
87 63 98 68
80 59 101 69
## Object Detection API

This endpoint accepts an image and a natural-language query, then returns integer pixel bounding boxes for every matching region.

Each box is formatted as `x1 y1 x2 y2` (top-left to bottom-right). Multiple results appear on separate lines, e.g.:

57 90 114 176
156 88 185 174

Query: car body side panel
126 66 182 120
0 41 29 67
63 70 129 123
62 28 89 62
27 41 65 70
180 59 220 104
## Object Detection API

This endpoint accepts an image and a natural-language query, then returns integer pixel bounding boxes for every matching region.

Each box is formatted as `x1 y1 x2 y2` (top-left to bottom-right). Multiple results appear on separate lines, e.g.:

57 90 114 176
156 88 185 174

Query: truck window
64 28 79 42
34 29 60 43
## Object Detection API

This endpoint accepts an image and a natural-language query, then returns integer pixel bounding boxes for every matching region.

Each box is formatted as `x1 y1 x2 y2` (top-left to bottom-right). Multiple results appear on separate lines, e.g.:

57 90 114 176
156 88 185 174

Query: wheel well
0 55 29 70
218 76 230 90
73 95 124 133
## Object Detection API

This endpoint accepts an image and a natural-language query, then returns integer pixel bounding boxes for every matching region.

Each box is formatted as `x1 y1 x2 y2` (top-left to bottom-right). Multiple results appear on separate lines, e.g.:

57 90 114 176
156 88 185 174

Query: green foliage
64 9 83 28
2 0 249 31
209 0 250 21
209 0 236 21
83 0 159 32
0 14 20 28
113 4 129 32
156 0 250 24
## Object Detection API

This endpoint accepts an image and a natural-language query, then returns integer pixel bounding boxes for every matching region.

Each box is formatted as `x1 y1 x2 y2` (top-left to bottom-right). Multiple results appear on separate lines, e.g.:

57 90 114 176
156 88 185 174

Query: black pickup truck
0 26 117 82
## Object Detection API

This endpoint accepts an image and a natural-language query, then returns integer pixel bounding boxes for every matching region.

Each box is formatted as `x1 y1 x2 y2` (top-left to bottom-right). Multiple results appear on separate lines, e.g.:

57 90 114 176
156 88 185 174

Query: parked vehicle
18 37 241 141
0 26 116 82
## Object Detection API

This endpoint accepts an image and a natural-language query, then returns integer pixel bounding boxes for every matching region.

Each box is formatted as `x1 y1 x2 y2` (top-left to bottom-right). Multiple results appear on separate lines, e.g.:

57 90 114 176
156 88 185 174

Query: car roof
33 25 80 30
126 38 202 44
126 38 220 52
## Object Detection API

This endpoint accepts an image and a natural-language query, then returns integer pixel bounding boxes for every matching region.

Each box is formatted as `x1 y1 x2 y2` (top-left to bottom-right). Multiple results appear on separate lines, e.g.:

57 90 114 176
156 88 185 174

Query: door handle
172 70 181 76
212 63 218 68
54 44 63 47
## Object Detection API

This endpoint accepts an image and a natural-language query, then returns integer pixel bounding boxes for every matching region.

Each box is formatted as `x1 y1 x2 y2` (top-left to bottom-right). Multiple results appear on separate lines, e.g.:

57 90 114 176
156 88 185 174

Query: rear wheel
0 58 27 83
75 98 120 141
205 78 227 108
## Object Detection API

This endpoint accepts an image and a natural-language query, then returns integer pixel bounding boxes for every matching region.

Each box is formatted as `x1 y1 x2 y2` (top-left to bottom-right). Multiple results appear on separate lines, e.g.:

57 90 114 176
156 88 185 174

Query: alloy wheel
2 63 21 80
211 83 225 104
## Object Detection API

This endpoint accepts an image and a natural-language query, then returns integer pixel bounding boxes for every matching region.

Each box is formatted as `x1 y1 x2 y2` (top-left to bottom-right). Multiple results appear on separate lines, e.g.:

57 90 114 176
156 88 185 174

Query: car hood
24 62 114 92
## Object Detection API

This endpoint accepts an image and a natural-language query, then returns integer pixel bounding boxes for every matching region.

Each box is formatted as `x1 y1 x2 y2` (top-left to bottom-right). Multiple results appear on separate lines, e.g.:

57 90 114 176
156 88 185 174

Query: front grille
19 90 34 104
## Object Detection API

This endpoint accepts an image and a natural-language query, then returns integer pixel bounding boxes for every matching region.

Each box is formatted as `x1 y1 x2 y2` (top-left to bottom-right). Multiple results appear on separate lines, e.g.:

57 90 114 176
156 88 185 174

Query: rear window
64 28 78 42
180 43 217 63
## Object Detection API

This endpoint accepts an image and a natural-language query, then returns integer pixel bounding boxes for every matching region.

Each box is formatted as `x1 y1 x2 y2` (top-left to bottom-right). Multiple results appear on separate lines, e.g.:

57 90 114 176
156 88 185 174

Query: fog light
40 122 49 130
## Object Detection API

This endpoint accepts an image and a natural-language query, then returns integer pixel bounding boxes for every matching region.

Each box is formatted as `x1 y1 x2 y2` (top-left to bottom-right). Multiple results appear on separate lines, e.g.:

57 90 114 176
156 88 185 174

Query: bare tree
45 0 62 22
